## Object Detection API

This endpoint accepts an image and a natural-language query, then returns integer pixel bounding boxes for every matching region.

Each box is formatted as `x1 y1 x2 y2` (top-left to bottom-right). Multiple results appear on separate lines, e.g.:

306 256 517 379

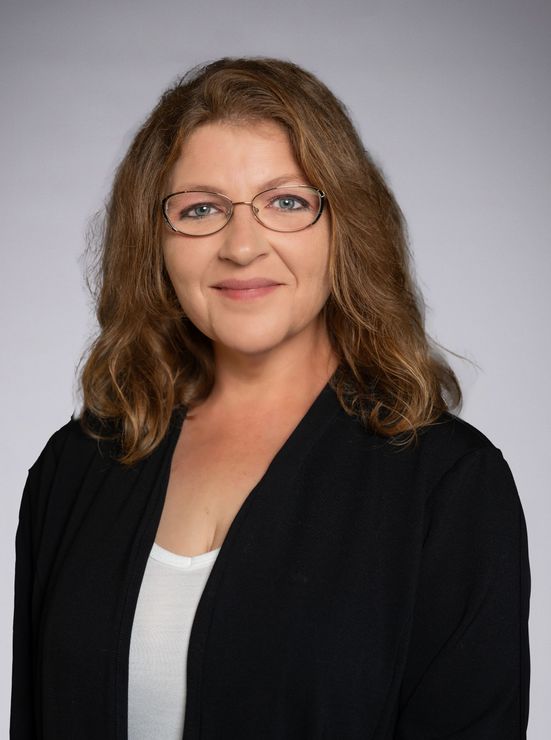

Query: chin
212 326 292 357
218 338 287 357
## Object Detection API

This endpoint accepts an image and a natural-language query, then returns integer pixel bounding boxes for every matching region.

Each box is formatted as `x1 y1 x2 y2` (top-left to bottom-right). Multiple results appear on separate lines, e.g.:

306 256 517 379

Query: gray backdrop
1 0 549 735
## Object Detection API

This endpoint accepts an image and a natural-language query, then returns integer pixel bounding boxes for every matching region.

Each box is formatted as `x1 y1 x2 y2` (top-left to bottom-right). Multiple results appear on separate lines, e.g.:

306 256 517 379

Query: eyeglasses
161 185 325 237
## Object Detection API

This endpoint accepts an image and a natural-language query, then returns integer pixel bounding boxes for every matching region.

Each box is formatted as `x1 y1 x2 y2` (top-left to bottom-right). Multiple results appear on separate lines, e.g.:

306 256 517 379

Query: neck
205 319 339 413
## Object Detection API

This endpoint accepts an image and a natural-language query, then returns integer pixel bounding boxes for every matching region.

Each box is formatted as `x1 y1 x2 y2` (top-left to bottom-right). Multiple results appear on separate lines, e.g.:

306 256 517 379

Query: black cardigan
11 382 530 739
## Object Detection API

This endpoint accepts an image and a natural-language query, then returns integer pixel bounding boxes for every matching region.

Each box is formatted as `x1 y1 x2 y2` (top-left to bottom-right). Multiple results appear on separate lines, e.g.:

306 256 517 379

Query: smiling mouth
212 285 281 301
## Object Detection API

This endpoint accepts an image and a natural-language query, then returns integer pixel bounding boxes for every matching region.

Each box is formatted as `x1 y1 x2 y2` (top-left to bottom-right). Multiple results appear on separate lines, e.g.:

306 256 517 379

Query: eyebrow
171 173 309 194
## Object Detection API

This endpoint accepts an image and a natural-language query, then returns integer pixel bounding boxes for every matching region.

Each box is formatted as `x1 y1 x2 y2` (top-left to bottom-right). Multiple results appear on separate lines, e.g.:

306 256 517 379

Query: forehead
168 120 306 193
181 119 292 154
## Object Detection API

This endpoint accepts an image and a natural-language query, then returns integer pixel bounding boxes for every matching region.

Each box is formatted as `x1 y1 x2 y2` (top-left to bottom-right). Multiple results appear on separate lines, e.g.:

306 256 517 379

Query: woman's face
162 120 332 359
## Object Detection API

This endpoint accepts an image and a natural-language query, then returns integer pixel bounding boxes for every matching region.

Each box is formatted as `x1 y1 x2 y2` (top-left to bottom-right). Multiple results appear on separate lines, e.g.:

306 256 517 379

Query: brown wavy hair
80 56 462 464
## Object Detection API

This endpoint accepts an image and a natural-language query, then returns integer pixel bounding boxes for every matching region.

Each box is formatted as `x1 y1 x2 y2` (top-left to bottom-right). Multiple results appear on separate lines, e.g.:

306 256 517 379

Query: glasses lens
252 187 322 232
164 191 231 235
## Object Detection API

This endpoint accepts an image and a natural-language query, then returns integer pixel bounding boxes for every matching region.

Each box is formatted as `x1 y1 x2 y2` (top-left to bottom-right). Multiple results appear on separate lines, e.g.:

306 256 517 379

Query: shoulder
412 413 522 531
24 408 181 506
17 418 102 556
414 411 519 503
416 411 500 472
330 402 518 506
29 415 114 475
23 415 124 526
334 401 504 473
424 407 519 477
37 416 95 455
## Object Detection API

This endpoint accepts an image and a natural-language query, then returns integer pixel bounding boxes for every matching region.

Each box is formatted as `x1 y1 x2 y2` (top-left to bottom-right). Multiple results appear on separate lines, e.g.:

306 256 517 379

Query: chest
155 414 301 556
34 404 430 738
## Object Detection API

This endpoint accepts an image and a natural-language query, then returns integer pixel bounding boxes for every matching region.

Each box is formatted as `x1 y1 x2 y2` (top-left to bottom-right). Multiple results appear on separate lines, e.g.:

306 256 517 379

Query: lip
212 278 281 289
210 277 283 302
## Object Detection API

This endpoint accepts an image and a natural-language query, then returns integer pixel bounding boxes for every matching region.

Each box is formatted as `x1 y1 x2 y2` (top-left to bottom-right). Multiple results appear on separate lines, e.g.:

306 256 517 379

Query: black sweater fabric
11 382 530 739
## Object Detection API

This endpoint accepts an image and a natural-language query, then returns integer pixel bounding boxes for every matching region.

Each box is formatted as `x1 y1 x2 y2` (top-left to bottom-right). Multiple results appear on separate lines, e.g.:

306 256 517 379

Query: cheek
297 239 332 301
163 246 205 312
163 239 202 287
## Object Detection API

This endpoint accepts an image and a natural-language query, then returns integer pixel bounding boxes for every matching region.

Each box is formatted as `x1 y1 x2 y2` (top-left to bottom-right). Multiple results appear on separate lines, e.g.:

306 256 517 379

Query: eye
180 202 222 219
269 195 310 211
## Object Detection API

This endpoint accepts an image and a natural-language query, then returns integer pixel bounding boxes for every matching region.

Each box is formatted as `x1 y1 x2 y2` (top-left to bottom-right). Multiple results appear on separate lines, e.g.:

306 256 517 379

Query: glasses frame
161 185 326 237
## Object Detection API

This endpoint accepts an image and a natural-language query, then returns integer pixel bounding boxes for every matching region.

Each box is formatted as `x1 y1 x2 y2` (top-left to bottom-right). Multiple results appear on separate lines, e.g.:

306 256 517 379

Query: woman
11 58 530 739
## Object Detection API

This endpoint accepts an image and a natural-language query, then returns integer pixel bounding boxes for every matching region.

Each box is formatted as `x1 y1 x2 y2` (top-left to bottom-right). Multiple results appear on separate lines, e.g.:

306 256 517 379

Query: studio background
1 0 549 736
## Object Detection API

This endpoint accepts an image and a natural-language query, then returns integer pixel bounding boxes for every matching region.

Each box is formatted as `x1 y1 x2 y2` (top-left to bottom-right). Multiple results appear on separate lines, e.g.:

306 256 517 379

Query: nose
217 202 269 265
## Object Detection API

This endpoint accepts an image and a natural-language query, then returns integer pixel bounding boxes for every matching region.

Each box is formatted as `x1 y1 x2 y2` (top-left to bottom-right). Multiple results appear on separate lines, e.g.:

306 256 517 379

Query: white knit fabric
128 542 221 739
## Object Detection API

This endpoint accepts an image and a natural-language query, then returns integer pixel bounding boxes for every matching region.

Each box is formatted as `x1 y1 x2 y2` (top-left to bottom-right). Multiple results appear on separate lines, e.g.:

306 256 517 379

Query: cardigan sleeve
11 464 40 739
10 427 69 740
395 446 531 740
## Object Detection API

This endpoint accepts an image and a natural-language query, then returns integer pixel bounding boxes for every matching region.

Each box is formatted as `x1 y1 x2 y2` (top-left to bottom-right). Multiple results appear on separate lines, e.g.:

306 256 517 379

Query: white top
127 542 221 740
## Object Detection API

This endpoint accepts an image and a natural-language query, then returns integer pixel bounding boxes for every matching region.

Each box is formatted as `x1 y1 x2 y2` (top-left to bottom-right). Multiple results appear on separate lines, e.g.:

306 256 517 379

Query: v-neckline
179 378 343 737
163 376 343 558
118 378 343 739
